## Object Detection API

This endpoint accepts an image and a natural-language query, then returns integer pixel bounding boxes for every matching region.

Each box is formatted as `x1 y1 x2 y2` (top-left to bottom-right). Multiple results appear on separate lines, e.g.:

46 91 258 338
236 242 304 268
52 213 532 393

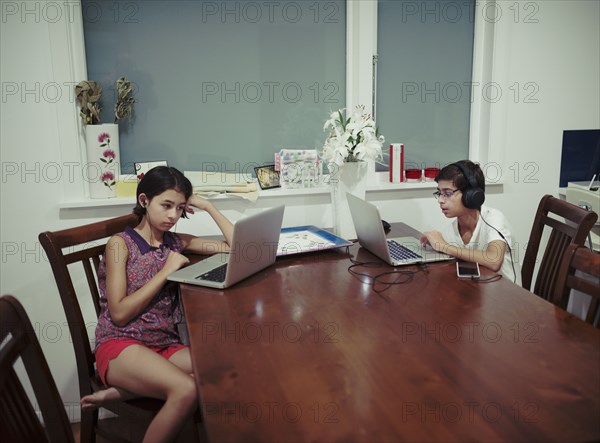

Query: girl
81 166 233 442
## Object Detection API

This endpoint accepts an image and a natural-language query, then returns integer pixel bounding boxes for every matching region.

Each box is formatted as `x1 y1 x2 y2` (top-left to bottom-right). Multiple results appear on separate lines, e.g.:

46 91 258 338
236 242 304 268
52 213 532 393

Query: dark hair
435 160 485 193
133 166 193 221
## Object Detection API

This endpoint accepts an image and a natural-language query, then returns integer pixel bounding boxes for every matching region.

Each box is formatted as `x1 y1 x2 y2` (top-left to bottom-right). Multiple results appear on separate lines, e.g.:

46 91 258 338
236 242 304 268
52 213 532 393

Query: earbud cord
143 200 156 248
478 209 517 284
145 201 175 278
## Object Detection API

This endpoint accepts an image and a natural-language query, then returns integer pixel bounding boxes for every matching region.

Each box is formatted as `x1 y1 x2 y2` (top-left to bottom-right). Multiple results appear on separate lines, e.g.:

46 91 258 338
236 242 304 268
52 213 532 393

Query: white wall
1 0 598 423
0 4 85 421
486 0 600 264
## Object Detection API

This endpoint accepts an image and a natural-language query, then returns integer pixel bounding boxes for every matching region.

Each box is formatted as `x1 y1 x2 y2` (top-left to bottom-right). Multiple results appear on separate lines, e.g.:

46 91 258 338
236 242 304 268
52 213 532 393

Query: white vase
330 161 368 239
84 123 120 198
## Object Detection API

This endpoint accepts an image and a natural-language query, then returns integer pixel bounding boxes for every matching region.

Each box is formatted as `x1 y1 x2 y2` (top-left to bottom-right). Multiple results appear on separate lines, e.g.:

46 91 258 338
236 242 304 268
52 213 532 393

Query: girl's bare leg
106 345 198 443
81 346 192 410
168 347 193 374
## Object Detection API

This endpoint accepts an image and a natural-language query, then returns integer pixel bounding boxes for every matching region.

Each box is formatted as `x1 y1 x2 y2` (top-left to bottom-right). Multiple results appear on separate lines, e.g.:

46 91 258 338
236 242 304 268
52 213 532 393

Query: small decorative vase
84 123 119 198
330 161 368 239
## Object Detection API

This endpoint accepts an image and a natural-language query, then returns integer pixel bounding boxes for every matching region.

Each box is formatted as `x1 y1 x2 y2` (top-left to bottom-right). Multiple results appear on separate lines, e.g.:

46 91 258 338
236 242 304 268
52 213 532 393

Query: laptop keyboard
388 240 422 262
195 264 228 283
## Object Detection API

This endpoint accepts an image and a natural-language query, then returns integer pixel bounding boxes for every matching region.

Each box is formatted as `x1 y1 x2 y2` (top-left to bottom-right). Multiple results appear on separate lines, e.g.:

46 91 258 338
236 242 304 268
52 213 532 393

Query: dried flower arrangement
75 77 135 196
75 77 135 125
75 80 102 125
114 77 135 124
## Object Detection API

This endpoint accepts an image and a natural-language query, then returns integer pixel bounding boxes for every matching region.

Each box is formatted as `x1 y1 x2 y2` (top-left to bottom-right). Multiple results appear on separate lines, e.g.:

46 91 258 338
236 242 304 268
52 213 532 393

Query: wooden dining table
180 223 600 443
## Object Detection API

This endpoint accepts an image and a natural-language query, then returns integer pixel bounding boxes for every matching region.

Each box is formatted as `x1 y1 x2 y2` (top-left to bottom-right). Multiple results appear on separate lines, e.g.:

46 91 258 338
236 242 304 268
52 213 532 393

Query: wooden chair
39 214 165 443
522 194 597 300
552 245 600 328
0 295 75 443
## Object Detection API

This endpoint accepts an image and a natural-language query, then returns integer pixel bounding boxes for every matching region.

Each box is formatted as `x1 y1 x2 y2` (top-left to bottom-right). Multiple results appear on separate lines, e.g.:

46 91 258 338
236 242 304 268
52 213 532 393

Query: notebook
167 205 284 288
346 193 453 266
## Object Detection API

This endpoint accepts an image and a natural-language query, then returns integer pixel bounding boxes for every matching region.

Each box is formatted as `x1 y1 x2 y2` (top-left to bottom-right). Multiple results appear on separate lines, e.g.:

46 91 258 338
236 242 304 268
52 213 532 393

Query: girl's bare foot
80 387 123 410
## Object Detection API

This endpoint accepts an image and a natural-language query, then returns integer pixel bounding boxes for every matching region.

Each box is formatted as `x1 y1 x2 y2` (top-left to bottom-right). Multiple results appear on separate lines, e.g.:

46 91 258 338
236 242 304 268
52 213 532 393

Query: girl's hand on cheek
186 195 214 215
163 251 190 274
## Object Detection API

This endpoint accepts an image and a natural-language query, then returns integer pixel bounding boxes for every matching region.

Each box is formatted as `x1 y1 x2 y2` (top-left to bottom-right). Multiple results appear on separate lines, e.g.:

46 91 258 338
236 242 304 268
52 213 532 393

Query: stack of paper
184 171 259 202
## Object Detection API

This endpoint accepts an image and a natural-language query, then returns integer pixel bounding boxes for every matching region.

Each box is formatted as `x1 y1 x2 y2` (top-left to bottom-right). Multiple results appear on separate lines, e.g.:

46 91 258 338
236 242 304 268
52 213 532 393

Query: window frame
53 0 494 203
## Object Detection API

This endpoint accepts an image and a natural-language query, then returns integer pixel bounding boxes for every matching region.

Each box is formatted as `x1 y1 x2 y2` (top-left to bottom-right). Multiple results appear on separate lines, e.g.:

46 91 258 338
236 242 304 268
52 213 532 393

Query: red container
405 168 422 181
424 167 440 180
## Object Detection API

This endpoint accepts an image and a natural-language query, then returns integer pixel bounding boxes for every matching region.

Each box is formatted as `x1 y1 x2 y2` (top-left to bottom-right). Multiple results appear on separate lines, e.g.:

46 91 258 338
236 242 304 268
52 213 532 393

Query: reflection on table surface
181 223 600 443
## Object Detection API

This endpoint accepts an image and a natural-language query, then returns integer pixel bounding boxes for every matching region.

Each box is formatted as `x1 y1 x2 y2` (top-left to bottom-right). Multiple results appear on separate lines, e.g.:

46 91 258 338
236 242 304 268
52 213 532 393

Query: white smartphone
456 260 480 278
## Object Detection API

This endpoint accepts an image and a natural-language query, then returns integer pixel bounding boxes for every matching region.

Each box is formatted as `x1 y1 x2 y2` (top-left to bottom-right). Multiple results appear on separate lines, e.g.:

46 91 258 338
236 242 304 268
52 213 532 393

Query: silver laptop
346 193 453 266
167 205 284 288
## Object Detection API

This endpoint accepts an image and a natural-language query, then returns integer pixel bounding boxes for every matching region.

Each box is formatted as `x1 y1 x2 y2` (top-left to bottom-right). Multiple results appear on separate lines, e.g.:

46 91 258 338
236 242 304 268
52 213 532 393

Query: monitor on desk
559 129 600 187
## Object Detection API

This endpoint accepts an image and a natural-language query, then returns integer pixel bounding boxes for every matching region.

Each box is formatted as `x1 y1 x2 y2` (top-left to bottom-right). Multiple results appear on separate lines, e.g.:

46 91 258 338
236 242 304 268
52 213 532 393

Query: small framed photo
254 165 281 190
134 161 168 181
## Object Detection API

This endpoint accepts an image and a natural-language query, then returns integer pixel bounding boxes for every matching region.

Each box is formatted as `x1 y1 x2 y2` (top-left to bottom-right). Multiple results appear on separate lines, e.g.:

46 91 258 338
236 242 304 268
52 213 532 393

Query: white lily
354 135 384 162
320 105 384 166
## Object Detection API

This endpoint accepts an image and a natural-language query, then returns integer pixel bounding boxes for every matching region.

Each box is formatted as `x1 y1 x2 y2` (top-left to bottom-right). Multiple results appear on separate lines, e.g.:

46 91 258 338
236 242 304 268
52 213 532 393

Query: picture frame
134 160 168 181
254 164 281 190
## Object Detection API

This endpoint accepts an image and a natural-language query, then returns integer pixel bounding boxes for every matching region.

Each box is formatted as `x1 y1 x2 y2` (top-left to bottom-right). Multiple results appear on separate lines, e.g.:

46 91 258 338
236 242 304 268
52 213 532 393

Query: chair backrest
0 295 75 443
552 245 600 328
38 214 139 400
522 194 597 299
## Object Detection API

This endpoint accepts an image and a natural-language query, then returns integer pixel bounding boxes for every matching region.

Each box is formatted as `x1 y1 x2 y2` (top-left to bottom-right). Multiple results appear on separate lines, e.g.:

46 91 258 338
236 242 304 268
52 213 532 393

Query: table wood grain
181 223 600 443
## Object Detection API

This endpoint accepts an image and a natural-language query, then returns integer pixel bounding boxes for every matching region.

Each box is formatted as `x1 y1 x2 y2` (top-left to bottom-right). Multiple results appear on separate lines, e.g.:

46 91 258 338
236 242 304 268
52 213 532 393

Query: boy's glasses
433 189 461 200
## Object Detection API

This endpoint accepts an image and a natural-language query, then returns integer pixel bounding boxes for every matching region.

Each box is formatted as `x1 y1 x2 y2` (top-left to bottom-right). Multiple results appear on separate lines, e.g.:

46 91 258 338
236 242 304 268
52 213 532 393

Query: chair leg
195 421 210 443
175 409 207 443
194 408 209 443
80 409 98 443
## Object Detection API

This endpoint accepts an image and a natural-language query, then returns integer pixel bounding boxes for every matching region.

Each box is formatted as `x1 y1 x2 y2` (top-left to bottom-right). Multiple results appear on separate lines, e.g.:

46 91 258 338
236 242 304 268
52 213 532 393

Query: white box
389 143 404 183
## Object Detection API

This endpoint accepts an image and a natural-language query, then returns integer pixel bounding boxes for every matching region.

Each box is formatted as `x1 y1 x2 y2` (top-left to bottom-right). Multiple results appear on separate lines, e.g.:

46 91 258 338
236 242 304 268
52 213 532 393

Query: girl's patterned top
95 227 184 348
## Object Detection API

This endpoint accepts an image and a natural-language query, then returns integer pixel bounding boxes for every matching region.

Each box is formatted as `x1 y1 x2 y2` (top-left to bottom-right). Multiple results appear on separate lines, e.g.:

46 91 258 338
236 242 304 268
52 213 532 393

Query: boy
420 160 519 283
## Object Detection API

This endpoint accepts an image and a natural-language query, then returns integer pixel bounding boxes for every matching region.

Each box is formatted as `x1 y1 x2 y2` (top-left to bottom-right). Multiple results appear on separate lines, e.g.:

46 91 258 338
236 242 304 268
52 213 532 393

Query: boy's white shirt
440 205 520 285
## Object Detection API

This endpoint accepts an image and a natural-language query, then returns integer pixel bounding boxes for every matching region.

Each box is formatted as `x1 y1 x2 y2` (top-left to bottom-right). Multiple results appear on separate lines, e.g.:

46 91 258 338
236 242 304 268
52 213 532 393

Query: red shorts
95 338 188 387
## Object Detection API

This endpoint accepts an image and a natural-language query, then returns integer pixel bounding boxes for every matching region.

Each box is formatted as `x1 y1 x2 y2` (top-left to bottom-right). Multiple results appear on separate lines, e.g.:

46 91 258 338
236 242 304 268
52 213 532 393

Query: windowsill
59 173 504 209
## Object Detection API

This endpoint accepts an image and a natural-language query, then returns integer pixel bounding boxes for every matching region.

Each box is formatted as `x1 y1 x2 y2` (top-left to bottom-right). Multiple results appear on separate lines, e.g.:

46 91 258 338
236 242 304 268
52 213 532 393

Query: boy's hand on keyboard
420 231 448 253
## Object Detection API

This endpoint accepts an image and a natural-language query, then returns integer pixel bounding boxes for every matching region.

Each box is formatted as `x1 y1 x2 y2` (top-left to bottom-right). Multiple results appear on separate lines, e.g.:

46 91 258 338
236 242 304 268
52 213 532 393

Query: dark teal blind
376 0 475 170
82 0 346 174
